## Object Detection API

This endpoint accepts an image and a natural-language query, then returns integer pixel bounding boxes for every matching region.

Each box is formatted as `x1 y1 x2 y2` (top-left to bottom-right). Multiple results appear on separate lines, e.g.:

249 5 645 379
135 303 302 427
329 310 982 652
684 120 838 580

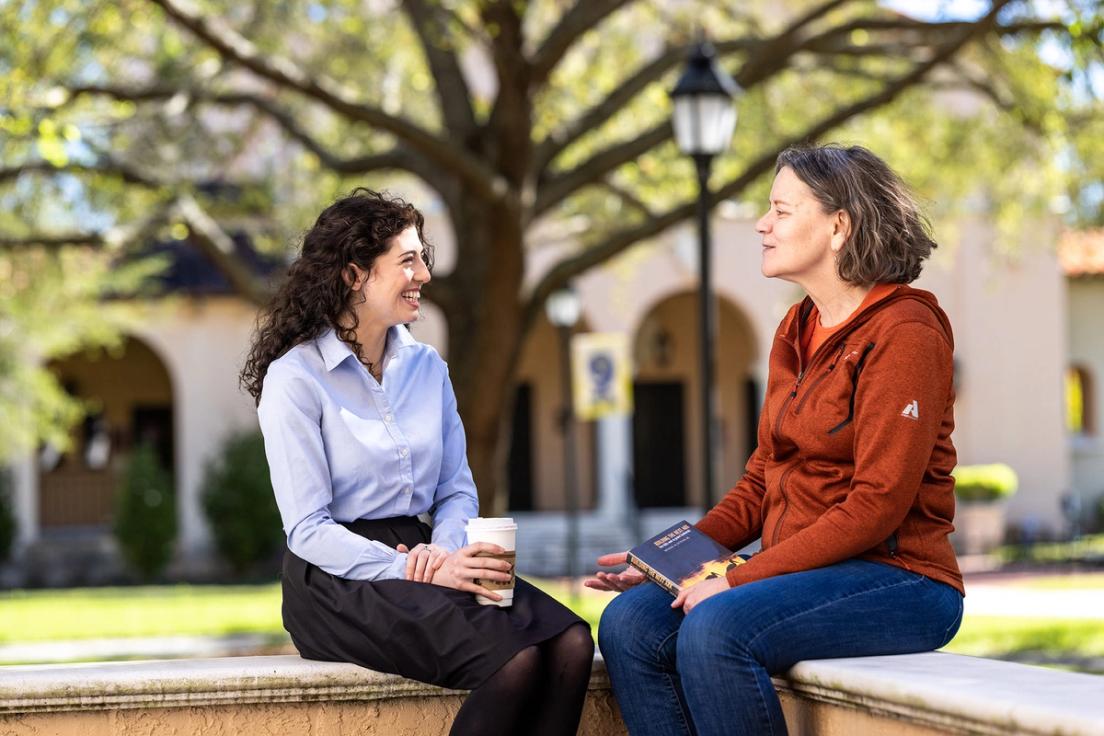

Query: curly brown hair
776 144 937 285
240 188 433 403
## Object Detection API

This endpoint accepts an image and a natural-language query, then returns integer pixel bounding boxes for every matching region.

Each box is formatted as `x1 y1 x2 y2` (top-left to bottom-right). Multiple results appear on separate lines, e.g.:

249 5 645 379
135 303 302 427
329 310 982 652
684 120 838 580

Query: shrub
952 463 1019 503
202 431 283 575
114 443 176 580
0 467 16 563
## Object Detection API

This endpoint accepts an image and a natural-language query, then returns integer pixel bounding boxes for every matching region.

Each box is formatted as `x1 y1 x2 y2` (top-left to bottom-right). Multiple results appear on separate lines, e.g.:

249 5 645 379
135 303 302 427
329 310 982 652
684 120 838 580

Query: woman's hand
396 543 449 583
583 551 646 592
429 542 513 601
672 576 729 613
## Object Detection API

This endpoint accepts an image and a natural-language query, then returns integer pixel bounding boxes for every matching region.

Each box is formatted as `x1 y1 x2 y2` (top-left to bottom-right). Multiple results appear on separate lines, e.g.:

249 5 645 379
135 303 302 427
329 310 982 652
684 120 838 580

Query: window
1066 365 1096 436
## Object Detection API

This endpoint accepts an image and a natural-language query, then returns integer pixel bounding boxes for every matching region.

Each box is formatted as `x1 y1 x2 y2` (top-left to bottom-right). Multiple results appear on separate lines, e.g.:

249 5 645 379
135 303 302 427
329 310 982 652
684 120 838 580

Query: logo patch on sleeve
900 400 919 420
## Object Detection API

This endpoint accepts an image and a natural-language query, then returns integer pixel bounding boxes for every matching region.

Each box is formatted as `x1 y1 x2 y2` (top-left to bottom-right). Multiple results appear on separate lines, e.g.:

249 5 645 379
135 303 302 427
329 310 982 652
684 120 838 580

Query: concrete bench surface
777 653 1104 736
1 651 1102 735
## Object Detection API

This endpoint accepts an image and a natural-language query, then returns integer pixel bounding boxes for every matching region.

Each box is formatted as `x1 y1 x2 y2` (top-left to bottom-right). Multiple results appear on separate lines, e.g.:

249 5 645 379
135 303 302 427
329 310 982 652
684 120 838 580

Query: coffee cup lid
465 517 516 530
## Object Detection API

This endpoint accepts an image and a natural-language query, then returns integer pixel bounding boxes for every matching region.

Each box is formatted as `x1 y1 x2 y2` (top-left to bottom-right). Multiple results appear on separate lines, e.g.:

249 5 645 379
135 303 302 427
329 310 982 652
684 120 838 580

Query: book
626 521 747 596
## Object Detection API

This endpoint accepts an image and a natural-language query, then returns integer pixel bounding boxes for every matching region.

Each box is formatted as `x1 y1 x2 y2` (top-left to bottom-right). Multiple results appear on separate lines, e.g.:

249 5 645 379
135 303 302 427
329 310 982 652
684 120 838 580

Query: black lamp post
670 41 738 513
546 285 582 596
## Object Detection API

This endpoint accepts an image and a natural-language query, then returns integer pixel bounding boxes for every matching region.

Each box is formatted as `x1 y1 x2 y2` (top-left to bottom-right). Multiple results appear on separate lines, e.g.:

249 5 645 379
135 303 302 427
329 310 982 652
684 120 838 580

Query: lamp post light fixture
670 40 739 513
545 285 582 596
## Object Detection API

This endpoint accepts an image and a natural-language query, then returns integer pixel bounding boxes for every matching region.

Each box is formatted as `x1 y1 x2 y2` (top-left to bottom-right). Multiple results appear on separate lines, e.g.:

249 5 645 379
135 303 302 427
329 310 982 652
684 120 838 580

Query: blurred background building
7 209 1101 580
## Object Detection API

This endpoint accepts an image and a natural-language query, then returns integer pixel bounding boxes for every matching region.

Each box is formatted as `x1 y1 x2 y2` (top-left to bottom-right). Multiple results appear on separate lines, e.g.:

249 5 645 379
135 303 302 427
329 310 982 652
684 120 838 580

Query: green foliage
944 615 1104 672
201 432 283 575
0 249 162 464
114 443 177 581
0 467 16 563
998 532 1104 564
952 463 1019 503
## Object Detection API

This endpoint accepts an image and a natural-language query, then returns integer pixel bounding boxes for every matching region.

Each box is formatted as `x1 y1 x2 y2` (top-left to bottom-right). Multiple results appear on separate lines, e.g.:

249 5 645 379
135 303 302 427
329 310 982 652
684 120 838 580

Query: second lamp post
546 286 582 595
670 41 739 512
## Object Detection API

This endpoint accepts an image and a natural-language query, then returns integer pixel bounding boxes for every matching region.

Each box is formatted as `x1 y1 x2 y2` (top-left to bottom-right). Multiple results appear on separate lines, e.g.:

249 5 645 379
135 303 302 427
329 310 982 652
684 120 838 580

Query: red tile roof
1059 229 1104 276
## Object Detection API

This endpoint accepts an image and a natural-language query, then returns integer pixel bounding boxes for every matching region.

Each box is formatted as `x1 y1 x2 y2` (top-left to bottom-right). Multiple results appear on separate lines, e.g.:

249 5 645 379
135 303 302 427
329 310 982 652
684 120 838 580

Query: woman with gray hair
590 144 964 736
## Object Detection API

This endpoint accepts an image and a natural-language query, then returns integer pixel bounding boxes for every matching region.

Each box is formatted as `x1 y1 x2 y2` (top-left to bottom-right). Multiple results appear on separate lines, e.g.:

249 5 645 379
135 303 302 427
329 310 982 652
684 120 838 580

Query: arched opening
38 336 175 530
508 314 597 512
632 293 759 508
1067 364 1096 436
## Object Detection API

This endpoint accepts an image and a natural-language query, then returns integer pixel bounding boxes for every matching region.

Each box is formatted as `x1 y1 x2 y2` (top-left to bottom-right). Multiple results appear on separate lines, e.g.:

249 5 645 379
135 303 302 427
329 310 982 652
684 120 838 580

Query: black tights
450 623 594 736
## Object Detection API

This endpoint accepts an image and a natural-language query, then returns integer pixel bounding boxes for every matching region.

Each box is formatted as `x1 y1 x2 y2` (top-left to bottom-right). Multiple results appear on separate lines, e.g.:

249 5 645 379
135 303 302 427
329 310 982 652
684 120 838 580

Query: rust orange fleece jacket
697 284 963 595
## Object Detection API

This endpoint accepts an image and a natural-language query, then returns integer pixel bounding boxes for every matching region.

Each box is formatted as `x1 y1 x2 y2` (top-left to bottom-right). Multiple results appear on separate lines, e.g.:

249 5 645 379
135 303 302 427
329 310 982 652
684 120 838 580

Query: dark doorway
632 382 687 507
507 383 534 511
132 405 174 472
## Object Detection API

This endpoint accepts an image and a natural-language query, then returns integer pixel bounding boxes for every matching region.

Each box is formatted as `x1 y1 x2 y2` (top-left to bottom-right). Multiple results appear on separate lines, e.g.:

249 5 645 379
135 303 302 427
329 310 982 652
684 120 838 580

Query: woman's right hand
430 542 514 601
584 551 646 592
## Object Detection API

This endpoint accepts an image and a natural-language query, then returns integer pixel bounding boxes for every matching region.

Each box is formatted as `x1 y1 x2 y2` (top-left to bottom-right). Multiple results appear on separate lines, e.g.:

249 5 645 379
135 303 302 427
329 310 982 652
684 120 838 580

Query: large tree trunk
441 193 527 514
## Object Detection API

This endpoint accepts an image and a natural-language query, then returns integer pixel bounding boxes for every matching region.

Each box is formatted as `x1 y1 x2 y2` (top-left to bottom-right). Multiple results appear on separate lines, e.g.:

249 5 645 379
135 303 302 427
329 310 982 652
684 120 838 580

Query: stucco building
5 209 1098 581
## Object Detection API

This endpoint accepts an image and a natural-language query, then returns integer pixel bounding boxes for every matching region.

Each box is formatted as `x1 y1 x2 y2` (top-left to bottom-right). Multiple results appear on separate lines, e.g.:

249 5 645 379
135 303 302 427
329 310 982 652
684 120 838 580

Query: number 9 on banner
570 333 633 421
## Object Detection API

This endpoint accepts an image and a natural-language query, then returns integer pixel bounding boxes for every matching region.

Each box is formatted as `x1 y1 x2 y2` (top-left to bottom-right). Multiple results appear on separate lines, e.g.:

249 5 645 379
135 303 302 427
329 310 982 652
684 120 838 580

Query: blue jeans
598 559 963 736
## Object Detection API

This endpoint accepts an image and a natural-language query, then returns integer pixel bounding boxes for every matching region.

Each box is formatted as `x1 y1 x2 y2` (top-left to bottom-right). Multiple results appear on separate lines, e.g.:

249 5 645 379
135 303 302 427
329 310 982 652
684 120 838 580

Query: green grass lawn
1001 573 1104 590
0 583 285 642
2 580 1102 675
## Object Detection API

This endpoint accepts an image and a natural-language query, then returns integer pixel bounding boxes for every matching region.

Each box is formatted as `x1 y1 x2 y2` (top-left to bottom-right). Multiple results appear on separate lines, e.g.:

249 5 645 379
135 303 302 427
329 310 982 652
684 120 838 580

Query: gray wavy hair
776 144 937 285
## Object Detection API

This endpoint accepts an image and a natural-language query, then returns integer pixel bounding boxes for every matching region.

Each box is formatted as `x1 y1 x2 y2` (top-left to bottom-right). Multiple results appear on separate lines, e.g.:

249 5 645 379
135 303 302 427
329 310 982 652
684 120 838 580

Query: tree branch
0 233 107 248
531 0 1070 179
600 179 654 219
175 195 272 305
532 121 670 218
62 83 437 180
530 0 634 88
0 158 165 188
523 2 1010 326
146 0 506 201
531 0 855 175
0 199 178 251
401 0 478 137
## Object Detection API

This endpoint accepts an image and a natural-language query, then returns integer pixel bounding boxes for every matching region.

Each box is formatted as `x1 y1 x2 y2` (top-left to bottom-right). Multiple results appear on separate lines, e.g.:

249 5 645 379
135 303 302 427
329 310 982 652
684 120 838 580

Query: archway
38 336 174 529
632 293 758 508
508 314 597 513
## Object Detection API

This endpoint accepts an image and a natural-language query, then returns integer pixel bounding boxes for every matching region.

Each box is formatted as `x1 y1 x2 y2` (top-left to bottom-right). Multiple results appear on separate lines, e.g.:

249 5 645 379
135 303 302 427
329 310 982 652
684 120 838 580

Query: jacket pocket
827 341 876 435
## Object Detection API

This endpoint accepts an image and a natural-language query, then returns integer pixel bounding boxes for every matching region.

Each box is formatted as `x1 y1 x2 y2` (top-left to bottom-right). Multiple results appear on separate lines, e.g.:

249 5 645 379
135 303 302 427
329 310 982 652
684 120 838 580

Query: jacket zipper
885 531 914 571
771 464 796 546
793 343 847 415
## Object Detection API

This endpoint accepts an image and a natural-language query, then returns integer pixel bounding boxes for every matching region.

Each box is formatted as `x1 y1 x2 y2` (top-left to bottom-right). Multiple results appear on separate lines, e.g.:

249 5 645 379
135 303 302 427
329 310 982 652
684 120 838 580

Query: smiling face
755 166 850 290
351 225 431 330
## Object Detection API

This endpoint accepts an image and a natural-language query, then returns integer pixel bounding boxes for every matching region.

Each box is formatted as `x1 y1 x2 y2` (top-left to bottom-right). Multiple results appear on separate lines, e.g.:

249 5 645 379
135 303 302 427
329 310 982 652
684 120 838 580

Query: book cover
626 520 746 596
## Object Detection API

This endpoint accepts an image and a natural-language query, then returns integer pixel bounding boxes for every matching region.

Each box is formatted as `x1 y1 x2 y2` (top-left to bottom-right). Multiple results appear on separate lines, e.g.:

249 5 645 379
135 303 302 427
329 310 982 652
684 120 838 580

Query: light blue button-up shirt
257 325 479 581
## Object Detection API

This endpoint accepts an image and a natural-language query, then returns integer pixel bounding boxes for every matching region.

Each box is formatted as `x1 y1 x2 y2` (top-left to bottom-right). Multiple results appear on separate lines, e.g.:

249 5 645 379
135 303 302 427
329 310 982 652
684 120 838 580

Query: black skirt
281 516 587 690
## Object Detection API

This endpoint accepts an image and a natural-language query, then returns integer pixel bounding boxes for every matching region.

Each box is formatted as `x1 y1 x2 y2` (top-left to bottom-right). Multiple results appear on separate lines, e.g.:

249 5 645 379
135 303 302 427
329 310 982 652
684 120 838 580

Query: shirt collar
318 325 419 372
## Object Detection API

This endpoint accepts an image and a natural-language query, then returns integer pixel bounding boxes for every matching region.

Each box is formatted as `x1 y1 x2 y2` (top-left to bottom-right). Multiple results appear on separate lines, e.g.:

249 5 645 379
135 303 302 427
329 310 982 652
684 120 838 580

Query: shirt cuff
379 552 409 581
431 519 467 552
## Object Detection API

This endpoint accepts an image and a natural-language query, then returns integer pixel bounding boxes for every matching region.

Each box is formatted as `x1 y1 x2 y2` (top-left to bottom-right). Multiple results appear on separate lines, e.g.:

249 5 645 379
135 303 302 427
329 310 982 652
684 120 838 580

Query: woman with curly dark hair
242 189 593 736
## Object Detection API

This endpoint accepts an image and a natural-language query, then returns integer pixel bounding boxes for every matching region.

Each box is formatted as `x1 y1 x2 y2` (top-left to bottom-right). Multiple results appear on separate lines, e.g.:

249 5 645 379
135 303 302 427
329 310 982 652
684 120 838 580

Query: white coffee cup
465 517 517 607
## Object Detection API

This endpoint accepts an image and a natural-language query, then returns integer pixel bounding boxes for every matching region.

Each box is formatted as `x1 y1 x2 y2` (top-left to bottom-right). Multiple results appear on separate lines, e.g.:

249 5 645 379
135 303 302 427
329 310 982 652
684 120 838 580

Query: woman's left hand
672 577 730 614
397 543 449 583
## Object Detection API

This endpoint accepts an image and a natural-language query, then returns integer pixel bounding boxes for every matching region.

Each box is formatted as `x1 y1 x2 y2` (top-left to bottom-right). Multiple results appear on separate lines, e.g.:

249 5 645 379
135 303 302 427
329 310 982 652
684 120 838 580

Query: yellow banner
571 332 633 421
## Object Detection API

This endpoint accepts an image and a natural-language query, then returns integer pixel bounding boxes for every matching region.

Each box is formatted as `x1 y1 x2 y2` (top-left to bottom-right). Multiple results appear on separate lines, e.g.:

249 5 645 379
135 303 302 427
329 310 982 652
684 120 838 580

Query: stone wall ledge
773 652 1104 736
2 651 1103 735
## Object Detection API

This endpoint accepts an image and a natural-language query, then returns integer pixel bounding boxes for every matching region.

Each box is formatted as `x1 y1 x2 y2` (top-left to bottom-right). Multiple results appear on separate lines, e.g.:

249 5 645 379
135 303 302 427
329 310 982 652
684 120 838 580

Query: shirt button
385 414 394 423
400 448 409 458
404 486 413 494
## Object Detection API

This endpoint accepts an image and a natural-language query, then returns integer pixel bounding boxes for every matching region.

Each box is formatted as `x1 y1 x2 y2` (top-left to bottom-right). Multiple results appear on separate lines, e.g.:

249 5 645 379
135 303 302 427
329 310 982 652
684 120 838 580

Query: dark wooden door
632 382 687 507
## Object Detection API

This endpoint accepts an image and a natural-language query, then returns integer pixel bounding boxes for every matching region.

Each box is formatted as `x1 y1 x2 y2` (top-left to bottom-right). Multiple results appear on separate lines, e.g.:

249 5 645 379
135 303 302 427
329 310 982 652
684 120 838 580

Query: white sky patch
881 0 991 21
